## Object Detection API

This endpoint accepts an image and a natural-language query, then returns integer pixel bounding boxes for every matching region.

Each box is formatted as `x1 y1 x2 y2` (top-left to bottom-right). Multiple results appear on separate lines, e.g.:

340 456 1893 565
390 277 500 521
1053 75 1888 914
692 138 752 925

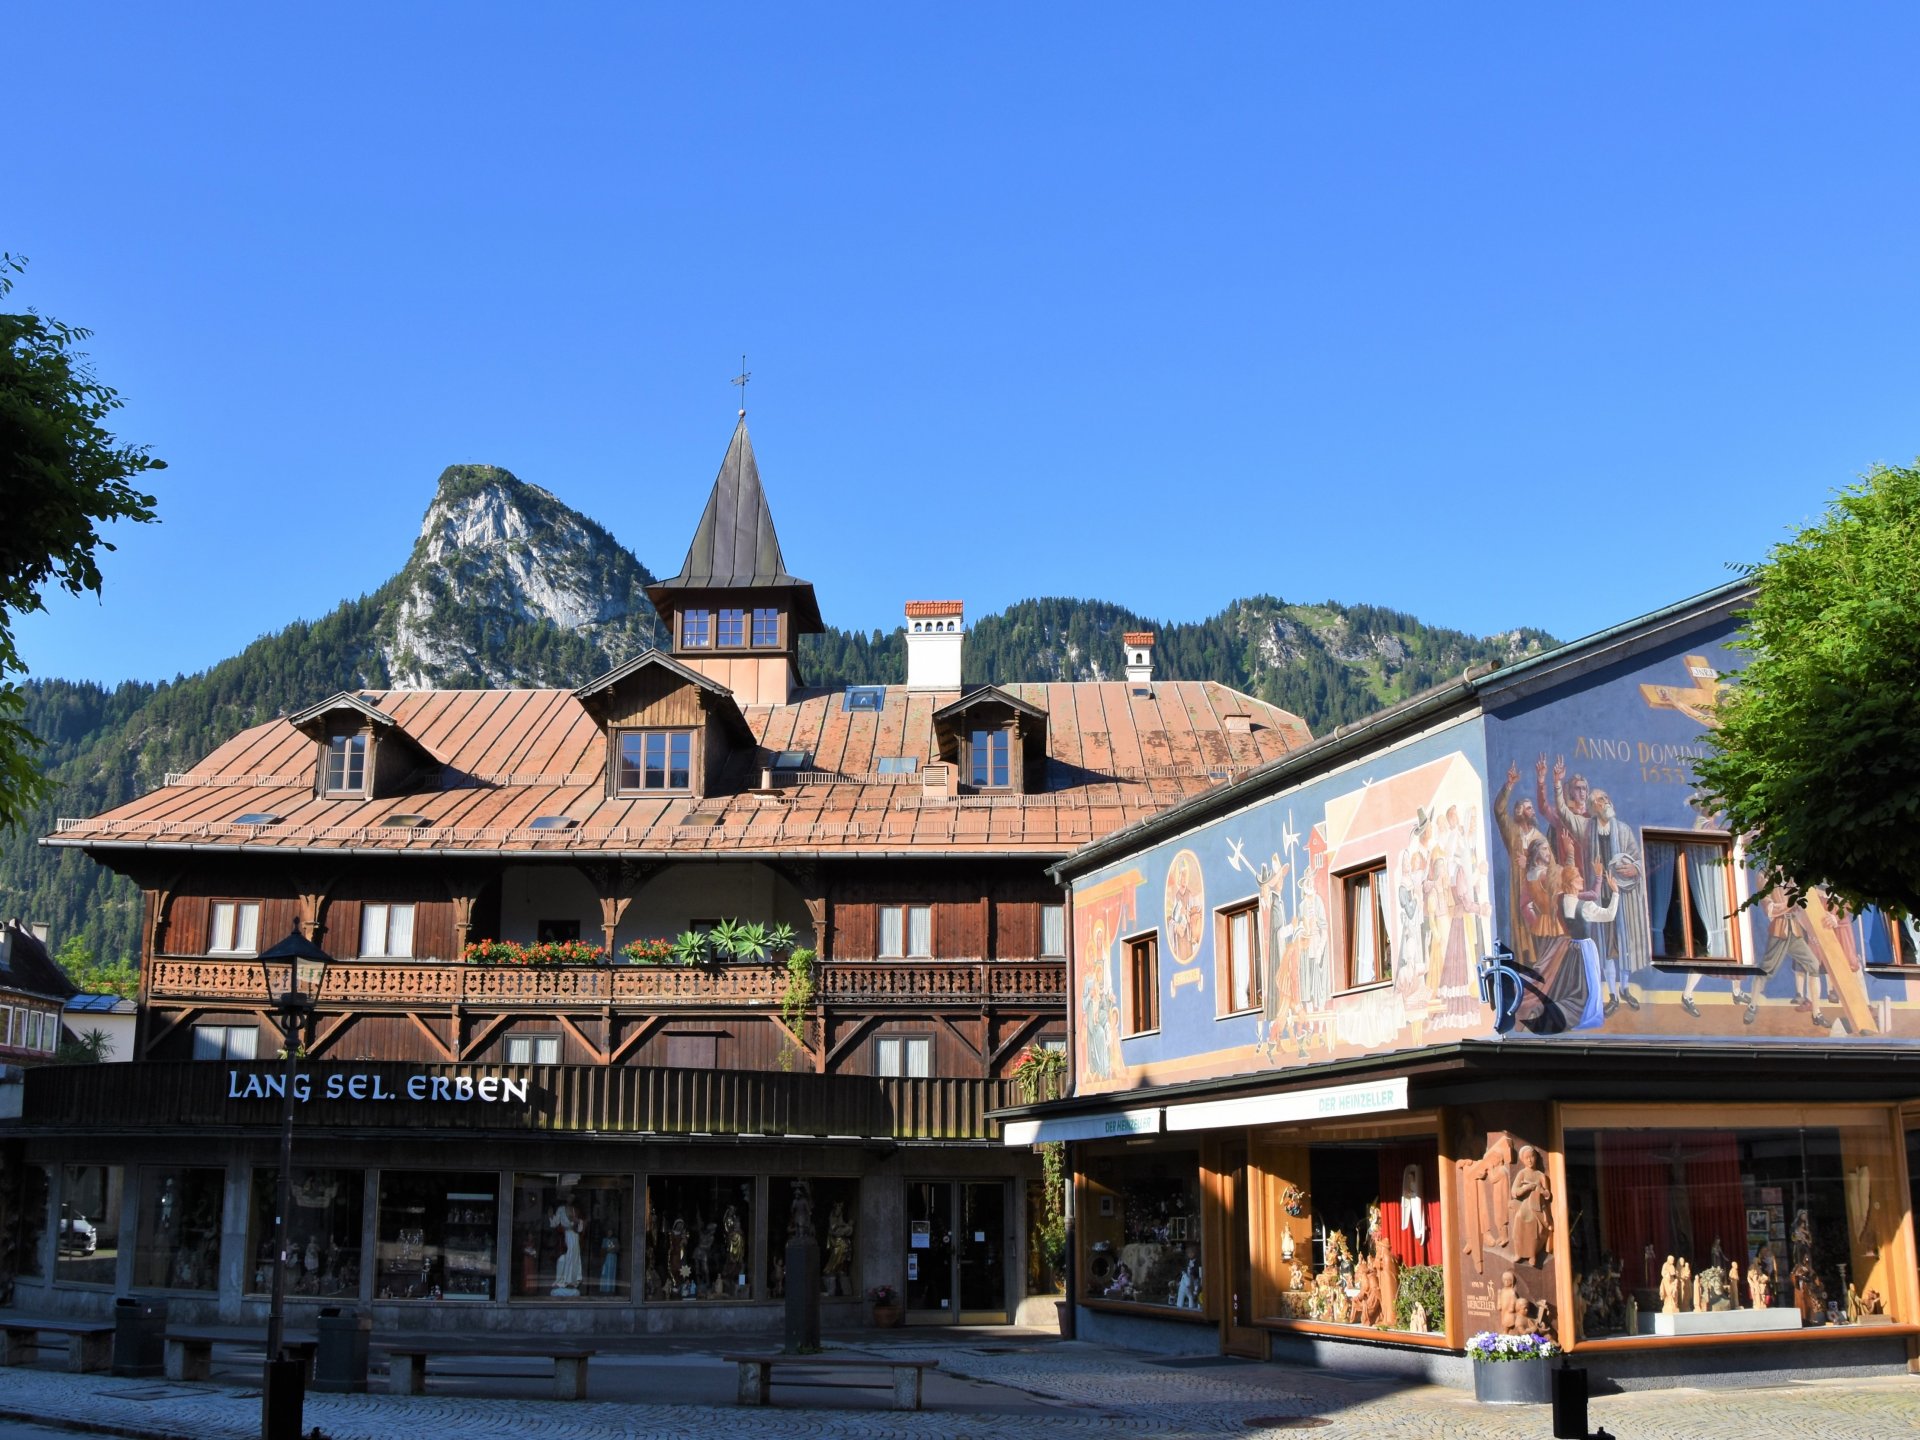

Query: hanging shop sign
226 1069 532 1106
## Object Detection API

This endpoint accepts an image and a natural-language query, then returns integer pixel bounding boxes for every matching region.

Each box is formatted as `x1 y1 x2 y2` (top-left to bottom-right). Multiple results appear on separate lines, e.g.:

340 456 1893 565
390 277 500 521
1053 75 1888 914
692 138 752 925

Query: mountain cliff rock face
379 465 660 688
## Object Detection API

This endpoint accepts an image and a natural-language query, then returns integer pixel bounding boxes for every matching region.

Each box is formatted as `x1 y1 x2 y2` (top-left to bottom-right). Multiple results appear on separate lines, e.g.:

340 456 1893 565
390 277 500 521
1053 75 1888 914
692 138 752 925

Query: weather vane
732 354 750 415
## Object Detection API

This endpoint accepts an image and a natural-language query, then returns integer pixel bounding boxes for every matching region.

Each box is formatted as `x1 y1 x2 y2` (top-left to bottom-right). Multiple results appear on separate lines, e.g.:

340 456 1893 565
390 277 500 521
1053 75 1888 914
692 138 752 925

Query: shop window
875 1036 931 1077
1080 1148 1204 1311
511 1173 631 1301
191 1024 259 1060
1341 862 1393 988
768 1176 860 1299
208 900 261 955
645 1174 753 1301
360 902 416 958
1562 1116 1904 1334
616 730 694 794
506 1035 560 1066
1216 902 1260 1014
681 608 712 648
375 1171 499 1301
132 1166 225 1291
56 1164 121 1285
1126 932 1159 1034
717 608 746 647
879 904 932 959
14 1165 49 1279
665 1033 718 1069
1041 904 1066 958
324 733 367 795
1646 832 1740 961
246 1168 364 1298
1263 1138 1445 1334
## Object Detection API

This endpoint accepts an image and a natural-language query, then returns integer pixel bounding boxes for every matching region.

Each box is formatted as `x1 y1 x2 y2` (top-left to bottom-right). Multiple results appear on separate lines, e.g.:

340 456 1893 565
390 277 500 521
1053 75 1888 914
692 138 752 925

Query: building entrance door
905 1179 1009 1323
1218 1140 1264 1358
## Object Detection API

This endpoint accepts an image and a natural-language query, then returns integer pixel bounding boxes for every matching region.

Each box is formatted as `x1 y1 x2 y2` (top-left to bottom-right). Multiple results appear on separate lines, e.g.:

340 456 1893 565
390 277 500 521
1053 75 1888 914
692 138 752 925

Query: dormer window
969 729 1012 789
682 609 712 648
325 734 368 795
616 730 693 793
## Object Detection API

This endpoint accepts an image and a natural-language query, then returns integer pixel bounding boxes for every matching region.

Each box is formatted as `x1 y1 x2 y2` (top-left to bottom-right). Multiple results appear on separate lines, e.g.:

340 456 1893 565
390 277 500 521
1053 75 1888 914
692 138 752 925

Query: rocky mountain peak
378 464 660 689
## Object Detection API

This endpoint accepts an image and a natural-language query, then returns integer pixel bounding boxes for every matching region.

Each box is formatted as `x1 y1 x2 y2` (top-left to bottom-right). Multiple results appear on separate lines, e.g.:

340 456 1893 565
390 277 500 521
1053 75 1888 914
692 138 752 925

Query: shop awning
1162 1076 1408 1132
1001 1107 1162 1146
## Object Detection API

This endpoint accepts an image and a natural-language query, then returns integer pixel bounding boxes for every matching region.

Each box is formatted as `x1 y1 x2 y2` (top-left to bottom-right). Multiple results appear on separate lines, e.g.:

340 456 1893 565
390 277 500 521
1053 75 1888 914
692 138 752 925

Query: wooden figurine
1497 1270 1525 1335
1659 1255 1681 1314
1728 1260 1741 1308
1509 1145 1553 1266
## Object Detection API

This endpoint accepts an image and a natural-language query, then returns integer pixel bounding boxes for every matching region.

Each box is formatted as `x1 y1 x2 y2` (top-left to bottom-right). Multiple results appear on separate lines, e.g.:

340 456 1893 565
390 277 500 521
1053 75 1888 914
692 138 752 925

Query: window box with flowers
1466 1331 1560 1404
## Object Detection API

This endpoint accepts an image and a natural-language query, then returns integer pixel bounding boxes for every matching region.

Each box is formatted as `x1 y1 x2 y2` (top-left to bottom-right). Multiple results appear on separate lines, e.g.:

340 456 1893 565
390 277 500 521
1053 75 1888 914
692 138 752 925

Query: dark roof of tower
646 418 823 632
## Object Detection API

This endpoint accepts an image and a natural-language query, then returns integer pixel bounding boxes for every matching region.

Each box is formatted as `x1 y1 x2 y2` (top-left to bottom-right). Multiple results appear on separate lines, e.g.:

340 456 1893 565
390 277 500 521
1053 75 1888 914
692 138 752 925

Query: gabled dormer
574 649 757 800
931 686 1049 794
290 693 434 800
643 417 824 707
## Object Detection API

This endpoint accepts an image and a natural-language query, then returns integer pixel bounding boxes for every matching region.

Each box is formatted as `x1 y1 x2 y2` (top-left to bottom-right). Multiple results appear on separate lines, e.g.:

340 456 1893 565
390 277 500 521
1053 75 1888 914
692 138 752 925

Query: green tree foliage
54 932 138 998
0 256 163 831
1693 462 1920 917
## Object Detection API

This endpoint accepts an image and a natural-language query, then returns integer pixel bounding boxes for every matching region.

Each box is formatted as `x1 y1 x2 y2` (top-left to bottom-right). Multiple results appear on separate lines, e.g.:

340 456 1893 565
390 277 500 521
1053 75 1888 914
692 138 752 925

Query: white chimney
905 601 965 690
1124 631 1155 685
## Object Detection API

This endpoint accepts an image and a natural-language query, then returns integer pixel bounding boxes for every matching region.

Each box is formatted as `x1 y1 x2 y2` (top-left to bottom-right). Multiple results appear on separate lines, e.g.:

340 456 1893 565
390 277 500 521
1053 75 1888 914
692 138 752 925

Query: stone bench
721 1351 940 1411
383 1344 596 1401
162 1330 316 1383
0 1318 115 1373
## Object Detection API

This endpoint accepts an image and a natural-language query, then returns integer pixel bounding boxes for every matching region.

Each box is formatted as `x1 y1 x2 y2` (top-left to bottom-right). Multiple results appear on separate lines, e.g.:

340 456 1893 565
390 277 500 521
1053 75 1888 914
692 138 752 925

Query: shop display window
132 1166 225 1291
1563 1116 1905 1337
14 1165 49 1279
1080 1148 1204 1311
645 1174 753 1301
55 1164 121 1285
245 1169 363 1298
766 1176 858 1299
511 1173 632 1300
375 1171 498 1301
1261 1139 1445 1335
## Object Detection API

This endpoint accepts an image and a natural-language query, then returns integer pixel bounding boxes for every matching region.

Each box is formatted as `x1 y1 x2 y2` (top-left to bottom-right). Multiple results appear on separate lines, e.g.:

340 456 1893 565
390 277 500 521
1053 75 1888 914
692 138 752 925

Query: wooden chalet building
6 418 1310 1334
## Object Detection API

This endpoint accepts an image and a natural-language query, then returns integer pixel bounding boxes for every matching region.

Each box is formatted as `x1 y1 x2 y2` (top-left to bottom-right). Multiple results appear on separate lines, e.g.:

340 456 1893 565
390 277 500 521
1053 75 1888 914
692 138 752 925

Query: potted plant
867 1283 902 1328
1466 1330 1559 1403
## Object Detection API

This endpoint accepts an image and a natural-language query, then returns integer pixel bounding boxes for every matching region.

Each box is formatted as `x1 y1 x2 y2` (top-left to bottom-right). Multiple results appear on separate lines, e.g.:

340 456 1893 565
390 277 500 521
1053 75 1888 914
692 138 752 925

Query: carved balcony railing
146 956 1066 1010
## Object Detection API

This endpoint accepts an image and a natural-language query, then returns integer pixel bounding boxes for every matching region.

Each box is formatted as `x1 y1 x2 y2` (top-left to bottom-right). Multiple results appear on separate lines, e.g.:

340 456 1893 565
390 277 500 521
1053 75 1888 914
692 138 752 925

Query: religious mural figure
1255 854 1301 1059
1079 922 1123 1083
1163 851 1205 964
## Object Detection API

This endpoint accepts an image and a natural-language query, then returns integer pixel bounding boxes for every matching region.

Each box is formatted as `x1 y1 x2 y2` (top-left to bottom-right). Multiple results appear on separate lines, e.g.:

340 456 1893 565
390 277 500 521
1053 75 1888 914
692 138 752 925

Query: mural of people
1079 922 1122 1083
1164 850 1204 964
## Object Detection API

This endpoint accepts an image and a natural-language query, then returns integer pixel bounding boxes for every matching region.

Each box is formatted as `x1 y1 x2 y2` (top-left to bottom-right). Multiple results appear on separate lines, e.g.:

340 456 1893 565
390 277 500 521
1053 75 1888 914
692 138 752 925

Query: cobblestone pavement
0 1334 1917 1440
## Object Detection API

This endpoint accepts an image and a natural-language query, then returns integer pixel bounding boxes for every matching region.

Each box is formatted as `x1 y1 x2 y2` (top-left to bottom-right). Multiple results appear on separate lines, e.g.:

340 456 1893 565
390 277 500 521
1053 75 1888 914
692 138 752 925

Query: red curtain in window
1374 1143 1444 1267
1596 1130 1745 1278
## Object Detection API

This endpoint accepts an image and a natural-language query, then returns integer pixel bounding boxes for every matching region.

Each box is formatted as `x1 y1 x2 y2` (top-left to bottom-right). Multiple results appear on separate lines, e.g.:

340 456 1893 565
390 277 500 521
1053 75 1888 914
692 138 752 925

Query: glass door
906 1179 1010 1323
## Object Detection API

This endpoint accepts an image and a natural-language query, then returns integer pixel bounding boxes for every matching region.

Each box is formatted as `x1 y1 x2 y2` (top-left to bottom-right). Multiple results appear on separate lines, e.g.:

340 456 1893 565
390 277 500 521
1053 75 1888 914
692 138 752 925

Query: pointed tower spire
645 418 823 704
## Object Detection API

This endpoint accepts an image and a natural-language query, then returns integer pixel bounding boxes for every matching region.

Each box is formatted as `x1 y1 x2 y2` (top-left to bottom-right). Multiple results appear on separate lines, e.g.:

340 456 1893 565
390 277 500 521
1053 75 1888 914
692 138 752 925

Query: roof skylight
843 686 885 713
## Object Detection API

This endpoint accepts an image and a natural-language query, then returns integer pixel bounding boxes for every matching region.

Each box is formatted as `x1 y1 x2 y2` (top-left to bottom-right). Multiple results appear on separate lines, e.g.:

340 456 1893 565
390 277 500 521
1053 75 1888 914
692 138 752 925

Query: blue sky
9 4 1919 685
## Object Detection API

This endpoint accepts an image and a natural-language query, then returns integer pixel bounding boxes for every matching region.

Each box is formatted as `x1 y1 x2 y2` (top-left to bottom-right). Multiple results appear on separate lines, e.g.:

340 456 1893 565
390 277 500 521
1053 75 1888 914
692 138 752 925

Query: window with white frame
208 901 262 955
359 903 416 959
507 1035 561 1065
191 1024 259 1060
874 1036 931 1077
879 904 932 959
1041 904 1066 958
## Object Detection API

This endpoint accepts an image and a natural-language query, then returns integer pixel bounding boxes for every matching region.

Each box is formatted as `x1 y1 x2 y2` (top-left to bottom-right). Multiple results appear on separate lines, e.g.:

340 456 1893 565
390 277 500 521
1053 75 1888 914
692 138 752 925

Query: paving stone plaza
0 1330 1917 1440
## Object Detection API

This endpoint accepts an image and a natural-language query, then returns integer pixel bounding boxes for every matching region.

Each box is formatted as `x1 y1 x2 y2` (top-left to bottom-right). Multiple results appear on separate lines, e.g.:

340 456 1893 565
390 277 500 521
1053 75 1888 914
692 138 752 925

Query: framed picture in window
1098 1195 1114 1217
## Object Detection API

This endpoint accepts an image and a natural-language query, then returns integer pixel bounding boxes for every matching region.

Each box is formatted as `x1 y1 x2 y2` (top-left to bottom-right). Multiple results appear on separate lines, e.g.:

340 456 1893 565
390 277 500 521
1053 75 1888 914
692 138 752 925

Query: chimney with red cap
905 601 965 690
1124 631 1155 685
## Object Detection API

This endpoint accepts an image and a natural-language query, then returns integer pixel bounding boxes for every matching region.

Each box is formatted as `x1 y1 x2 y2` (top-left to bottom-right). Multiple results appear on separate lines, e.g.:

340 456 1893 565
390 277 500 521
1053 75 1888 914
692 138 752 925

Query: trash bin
1550 1358 1589 1439
312 1305 371 1393
111 1295 168 1378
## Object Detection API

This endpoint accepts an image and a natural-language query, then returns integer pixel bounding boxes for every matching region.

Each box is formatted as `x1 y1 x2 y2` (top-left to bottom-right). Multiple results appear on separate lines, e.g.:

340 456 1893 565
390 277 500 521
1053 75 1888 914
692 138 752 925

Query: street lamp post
256 927 330 1440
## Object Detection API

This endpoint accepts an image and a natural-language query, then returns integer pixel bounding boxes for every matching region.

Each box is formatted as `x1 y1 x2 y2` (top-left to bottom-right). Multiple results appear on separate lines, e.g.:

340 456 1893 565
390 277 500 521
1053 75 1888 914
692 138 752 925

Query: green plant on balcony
1011 1043 1067 1102
777 946 817 1070
463 938 611 966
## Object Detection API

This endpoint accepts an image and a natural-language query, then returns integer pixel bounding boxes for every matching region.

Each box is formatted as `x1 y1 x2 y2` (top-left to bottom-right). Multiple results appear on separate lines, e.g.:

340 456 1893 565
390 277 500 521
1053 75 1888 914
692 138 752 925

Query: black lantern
257 928 330 1036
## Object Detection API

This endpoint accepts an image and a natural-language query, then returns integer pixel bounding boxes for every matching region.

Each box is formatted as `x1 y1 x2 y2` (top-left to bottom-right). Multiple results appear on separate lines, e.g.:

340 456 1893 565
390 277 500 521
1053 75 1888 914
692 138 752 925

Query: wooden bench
383 1344 596 1401
0 1318 116 1373
722 1352 940 1411
162 1330 317 1383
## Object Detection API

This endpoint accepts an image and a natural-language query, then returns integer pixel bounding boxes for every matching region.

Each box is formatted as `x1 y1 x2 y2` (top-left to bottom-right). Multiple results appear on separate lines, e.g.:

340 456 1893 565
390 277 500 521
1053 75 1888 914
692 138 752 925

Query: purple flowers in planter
1466 1330 1561 1362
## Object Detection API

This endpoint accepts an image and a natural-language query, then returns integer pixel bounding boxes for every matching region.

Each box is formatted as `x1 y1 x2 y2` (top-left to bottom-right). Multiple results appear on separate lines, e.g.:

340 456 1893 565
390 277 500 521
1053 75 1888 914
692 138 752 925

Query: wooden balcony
145 955 1067 1009
19 1061 1020 1142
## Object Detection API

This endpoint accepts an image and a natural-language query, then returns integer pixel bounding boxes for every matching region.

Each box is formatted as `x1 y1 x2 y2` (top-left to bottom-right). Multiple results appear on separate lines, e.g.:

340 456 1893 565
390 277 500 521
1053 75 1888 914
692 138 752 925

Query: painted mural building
1021 583 1920 1382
